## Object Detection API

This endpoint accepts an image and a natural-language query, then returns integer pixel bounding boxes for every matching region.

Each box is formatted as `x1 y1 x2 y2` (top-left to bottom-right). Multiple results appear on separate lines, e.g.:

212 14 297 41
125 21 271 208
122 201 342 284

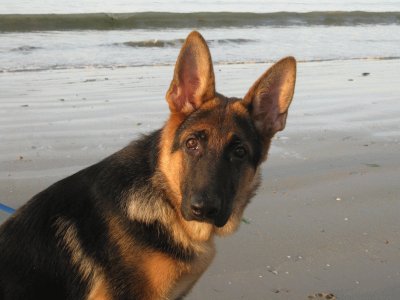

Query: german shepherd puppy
0 31 296 300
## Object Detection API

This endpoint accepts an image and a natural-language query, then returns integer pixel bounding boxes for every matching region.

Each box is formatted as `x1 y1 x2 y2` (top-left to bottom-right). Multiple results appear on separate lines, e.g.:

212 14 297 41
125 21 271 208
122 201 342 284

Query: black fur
0 130 184 300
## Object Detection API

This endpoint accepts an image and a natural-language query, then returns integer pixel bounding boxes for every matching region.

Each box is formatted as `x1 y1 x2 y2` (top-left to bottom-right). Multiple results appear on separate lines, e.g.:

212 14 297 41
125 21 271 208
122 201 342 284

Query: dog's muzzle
182 194 230 227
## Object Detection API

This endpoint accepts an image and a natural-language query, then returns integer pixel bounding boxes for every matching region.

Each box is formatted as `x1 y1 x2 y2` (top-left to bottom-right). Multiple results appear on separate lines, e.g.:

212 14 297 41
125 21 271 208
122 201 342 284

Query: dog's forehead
175 97 255 140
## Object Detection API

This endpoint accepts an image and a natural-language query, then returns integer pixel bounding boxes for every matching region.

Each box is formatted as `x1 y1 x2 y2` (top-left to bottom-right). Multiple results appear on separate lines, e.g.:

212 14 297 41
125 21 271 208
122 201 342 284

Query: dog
0 31 296 300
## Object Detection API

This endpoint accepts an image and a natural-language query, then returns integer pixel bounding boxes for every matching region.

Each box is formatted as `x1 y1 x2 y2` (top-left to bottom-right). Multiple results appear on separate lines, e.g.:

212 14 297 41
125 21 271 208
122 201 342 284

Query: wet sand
1 59 399 299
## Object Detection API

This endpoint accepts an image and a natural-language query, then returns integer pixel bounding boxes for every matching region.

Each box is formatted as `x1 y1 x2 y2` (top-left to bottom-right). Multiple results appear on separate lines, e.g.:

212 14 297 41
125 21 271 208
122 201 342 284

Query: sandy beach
1 59 399 299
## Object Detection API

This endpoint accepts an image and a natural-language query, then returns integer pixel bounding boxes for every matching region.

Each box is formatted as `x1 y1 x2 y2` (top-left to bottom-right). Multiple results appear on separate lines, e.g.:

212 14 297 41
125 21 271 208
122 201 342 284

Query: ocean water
0 1 399 72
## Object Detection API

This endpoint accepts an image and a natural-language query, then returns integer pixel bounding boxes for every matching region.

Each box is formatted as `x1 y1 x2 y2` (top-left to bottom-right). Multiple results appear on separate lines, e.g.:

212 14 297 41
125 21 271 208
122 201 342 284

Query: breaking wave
113 38 255 48
1 11 400 32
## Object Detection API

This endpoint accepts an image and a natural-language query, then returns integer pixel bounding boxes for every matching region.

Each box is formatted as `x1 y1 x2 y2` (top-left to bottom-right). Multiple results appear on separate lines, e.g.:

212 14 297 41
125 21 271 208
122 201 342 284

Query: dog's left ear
244 56 296 137
166 31 216 115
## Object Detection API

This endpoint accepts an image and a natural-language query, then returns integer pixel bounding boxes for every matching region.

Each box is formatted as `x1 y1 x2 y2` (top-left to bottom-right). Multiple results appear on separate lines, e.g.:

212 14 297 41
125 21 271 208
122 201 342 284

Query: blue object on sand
0 203 16 214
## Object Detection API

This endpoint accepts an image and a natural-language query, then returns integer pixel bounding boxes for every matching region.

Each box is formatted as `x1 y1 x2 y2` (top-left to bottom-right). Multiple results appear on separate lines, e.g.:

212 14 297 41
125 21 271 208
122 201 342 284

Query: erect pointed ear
244 56 296 137
166 31 216 115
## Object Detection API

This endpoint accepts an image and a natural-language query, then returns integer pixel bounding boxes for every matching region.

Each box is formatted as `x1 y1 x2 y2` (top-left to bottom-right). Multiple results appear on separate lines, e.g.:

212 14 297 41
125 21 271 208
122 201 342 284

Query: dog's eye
186 138 199 150
233 146 247 158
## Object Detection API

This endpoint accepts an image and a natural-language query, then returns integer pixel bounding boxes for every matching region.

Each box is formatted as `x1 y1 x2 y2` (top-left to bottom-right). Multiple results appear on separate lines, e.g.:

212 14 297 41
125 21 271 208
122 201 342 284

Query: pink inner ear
179 49 201 108
181 61 201 107
168 84 184 111
166 31 216 114
254 91 280 132
168 49 202 112
168 75 200 113
244 56 296 135
258 82 281 111
253 80 291 134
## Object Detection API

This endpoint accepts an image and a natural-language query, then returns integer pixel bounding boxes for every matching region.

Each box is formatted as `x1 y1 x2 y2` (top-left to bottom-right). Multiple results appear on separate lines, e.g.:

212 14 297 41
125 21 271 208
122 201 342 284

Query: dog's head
159 31 296 238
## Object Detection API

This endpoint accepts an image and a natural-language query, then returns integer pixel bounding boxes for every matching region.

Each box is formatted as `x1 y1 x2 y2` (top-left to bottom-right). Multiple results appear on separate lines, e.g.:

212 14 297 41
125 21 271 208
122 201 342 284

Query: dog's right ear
166 31 216 115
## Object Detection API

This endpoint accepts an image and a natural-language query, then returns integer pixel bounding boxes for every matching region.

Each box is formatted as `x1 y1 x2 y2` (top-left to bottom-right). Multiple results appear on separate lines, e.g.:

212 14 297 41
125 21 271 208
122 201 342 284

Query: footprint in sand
308 292 336 300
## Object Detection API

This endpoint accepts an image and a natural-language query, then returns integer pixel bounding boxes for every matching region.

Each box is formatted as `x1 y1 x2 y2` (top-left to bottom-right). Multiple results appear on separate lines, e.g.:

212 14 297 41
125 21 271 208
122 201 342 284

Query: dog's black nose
190 198 219 220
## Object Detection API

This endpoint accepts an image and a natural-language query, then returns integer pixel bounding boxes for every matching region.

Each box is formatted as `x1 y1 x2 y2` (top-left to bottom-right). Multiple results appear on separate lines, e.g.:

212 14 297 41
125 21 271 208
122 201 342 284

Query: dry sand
1 59 399 299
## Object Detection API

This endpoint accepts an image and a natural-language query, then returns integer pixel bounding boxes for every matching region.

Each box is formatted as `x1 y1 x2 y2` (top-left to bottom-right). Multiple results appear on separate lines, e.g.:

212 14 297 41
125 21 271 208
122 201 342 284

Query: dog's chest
168 245 216 299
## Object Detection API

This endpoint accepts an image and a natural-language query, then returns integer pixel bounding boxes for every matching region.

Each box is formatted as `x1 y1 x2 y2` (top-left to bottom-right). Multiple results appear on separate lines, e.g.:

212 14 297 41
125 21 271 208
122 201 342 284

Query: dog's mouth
182 211 230 228
213 214 230 227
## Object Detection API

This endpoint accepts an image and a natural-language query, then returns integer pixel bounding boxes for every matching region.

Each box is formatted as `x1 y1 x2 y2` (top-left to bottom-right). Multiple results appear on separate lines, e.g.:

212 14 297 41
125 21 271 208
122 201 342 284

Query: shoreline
2 56 400 75
1 59 399 299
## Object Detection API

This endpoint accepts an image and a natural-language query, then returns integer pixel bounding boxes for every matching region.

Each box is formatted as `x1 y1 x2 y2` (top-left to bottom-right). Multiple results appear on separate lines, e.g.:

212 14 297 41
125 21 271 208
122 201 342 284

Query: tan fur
159 113 186 201
144 253 179 299
107 215 142 267
140 240 215 300
230 100 250 116
168 239 215 299
54 218 112 300
126 185 174 225
87 277 111 300
113 198 216 300
54 218 98 281
107 216 159 299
